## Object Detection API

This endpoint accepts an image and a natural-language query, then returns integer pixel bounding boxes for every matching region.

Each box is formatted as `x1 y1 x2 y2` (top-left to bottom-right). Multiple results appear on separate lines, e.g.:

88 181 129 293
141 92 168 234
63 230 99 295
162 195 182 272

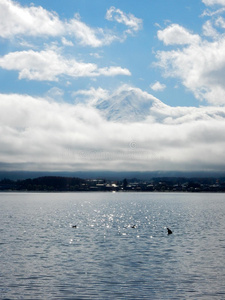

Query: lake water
0 192 225 299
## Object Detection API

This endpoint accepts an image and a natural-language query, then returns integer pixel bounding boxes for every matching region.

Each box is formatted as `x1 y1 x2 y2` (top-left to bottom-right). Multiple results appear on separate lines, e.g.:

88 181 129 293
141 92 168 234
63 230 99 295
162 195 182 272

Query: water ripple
0 192 225 299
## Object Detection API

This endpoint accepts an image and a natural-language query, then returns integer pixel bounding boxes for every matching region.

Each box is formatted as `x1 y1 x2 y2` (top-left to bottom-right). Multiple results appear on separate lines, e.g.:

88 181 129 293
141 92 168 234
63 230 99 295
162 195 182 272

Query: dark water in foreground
0 192 225 299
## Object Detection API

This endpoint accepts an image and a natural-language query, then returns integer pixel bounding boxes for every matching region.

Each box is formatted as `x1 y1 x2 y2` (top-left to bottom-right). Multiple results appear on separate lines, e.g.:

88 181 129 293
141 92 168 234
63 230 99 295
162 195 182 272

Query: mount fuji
95 86 168 122
94 86 225 124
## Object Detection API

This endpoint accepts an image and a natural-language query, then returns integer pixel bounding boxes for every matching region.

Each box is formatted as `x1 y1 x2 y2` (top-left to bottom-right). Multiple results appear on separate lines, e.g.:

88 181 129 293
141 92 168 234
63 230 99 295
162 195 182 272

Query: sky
1 0 225 173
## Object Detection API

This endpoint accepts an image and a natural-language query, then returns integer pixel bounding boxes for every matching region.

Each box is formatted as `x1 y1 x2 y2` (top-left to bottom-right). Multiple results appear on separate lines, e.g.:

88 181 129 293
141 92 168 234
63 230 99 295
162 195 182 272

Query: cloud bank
1 87 225 172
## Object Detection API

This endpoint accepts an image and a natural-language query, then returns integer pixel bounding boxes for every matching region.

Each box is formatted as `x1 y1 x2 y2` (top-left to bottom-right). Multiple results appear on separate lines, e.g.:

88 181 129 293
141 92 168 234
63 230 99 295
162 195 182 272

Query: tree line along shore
1 176 225 192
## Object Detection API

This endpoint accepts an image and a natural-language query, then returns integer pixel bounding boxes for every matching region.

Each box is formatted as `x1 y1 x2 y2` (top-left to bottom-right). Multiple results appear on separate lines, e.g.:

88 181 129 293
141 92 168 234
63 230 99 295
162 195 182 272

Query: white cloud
67 15 109 47
0 49 131 81
0 0 107 47
157 24 200 45
0 0 141 48
1 90 225 172
46 87 64 102
201 7 225 16
202 20 219 38
215 16 225 28
0 49 95 81
150 81 166 92
61 37 74 46
0 0 64 38
156 22 225 105
73 87 109 105
90 53 102 59
202 0 225 6
98 66 131 77
106 6 142 35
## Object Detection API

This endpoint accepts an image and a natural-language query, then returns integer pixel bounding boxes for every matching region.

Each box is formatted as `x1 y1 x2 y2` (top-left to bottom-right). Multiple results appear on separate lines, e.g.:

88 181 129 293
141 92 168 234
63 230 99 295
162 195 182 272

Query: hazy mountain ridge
1 170 225 181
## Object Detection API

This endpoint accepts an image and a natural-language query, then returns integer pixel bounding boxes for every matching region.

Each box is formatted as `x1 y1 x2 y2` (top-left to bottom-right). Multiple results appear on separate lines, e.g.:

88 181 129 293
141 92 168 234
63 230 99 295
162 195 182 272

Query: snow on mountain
95 86 167 122
94 85 225 124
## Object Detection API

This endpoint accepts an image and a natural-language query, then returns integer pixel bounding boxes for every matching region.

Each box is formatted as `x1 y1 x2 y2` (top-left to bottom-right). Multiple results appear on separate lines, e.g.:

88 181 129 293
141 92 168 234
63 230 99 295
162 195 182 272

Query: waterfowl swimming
72 225 77 228
167 227 172 235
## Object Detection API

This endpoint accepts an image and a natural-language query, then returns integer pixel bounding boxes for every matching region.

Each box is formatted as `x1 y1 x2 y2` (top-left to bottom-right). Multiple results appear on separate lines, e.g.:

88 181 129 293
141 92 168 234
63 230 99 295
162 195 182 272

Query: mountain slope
95 86 167 122
94 86 225 124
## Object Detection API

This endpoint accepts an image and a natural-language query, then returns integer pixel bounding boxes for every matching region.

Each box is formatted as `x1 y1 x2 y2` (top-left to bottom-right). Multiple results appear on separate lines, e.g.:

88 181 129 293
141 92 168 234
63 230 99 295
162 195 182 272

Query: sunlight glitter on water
1 192 225 299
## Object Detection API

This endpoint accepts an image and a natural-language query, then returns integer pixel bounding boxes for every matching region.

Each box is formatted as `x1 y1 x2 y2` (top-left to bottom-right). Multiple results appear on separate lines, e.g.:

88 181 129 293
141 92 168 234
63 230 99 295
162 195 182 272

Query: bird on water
167 227 172 235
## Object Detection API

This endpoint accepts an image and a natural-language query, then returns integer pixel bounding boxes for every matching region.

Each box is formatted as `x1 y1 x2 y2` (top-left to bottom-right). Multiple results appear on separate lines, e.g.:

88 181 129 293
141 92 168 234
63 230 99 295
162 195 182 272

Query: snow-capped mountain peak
95 86 167 122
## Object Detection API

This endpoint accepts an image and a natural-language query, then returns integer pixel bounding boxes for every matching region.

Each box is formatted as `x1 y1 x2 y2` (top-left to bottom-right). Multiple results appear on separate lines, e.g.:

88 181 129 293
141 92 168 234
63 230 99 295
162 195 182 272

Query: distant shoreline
1 191 225 193
1 175 225 193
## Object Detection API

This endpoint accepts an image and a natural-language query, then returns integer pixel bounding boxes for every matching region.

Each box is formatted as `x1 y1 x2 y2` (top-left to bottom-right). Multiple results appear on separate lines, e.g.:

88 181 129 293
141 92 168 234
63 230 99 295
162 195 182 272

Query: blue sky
1 0 225 172
0 0 206 106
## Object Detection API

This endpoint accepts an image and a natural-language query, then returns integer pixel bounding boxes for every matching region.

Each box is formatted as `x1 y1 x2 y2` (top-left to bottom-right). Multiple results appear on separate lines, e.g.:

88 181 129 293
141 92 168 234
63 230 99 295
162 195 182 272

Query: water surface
0 192 225 299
